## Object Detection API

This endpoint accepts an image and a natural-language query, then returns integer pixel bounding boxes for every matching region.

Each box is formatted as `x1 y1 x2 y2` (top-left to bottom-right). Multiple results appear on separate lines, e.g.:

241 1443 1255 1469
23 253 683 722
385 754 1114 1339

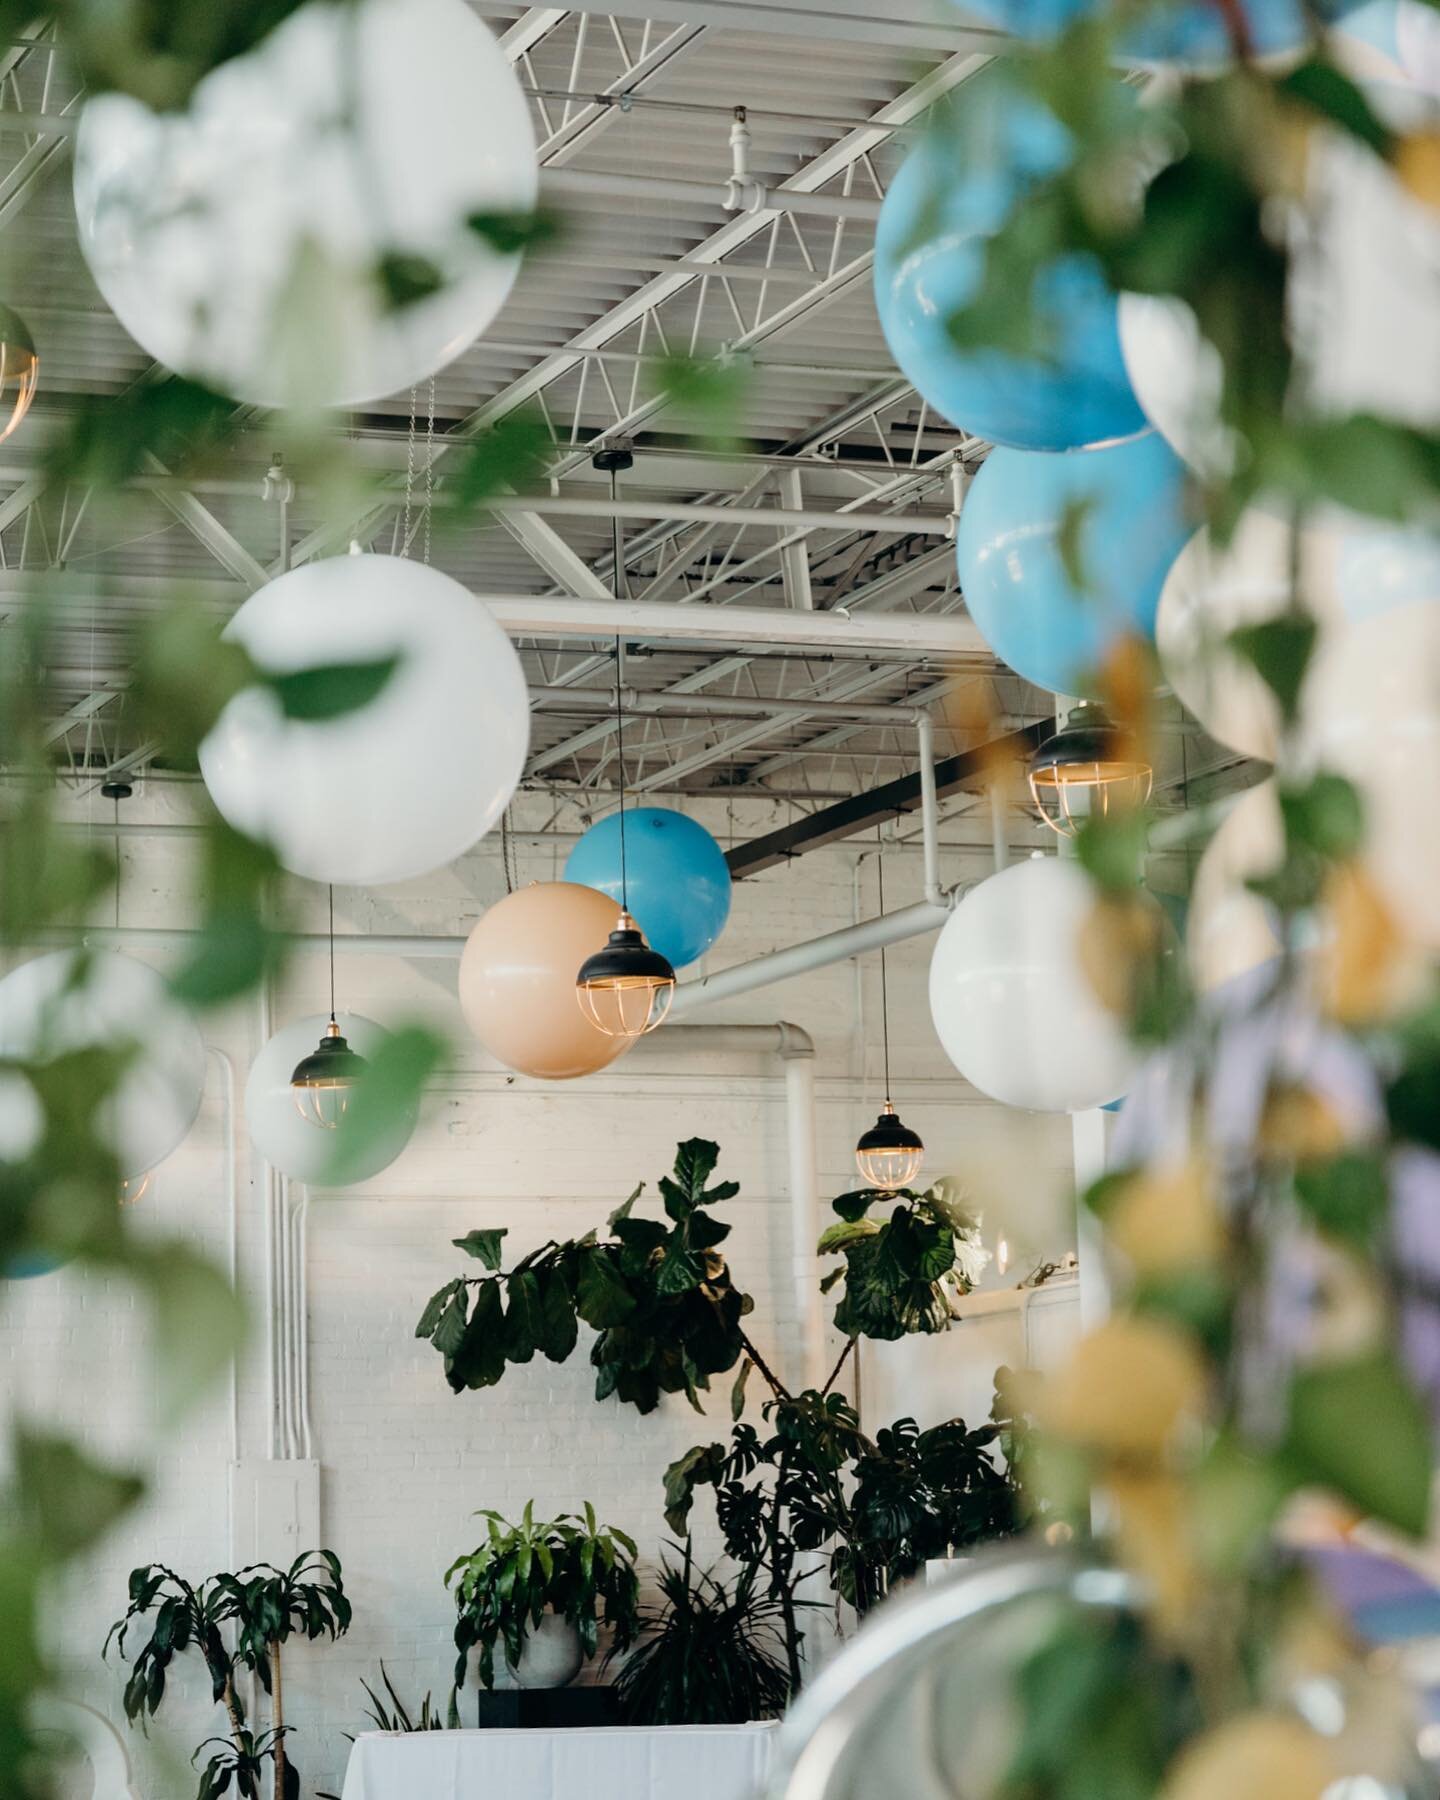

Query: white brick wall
2 785 1078 1797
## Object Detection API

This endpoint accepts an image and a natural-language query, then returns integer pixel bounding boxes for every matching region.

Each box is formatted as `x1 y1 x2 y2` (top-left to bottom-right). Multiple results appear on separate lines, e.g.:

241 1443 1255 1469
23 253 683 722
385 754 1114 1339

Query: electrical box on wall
230 1460 322 1567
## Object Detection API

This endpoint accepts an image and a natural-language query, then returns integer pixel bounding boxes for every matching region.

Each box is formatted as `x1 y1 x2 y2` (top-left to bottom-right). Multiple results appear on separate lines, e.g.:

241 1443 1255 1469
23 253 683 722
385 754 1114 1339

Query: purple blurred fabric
1111 961 1440 1425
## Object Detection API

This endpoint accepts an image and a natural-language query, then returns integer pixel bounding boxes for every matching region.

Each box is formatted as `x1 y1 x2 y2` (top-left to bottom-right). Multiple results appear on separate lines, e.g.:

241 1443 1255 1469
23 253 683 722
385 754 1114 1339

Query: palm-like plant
446 1501 639 1690
609 1545 791 1726
105 1553 348 1800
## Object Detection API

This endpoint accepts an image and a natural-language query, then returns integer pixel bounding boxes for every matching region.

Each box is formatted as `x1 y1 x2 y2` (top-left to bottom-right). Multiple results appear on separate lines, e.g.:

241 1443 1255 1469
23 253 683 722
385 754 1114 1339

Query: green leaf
1278 59 1395 158
1228 615 1318 724
1293 1151 1390 1251
654 1240 703 1296
1279 772 1365 862
465 209 561 255
45 377 234 490
1287 1351 1433 1536
416 1278 462 1340
376 252 444 311
831 1191 877 1224
126 1238 248 1420
535 1267 579 1364
267 656 400 723
575 1249 635 1328
661 1442 725 1536
432 1286 470 1360
731 1358 752 1422
323 1027 443 1187
449 1281 506 1391
13 1427 144 1560
445 413 551 514
453 1229 507 1270
1075 808 1150 896
503 1271 542 1366
817 1220 880 1255
608 1183 644 1230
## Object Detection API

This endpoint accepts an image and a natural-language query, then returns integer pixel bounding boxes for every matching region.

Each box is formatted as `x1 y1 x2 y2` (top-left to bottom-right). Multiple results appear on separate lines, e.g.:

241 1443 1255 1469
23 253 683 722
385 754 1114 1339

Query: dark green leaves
13 1428 143 1562
376 252 444 312
1287 1352 1433 1537
453 1229 507 1270
416 1141 750 1414
465 210 561 256
1278 59 1394 159
822 1185 983 1342
1293 1151 1389 1250
323 1027 443 1188
267 656 399 723
1228 615 1318 727
44 377 235 489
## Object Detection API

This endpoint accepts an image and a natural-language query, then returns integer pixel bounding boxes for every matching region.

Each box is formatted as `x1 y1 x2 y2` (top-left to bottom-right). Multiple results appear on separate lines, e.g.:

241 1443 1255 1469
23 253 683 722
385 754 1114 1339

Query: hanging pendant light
0 304 38 444
290 887 368 1128
855 843 923 1190
575 513 676 1042
1028 703 1152 838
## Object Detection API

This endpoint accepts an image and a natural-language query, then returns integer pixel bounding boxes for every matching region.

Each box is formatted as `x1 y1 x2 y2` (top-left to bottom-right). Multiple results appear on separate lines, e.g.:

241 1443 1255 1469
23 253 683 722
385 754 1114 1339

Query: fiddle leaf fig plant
820 1178 990 1340
416 1138 751 1413
446 1502 640 1691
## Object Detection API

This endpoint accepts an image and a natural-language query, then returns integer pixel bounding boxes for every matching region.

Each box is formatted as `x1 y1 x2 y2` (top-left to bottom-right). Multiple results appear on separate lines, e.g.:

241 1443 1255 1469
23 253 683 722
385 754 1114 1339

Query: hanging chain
877 828 892 1105
422 375 435 567
614 635 628 912
500 808 518 895
402 384 418 558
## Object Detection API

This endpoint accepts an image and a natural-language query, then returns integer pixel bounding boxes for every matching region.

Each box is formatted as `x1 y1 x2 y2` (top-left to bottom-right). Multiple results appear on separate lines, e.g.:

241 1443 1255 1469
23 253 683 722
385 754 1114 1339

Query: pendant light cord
328 884 336 1024
877 833 892 1105
614 635 628 911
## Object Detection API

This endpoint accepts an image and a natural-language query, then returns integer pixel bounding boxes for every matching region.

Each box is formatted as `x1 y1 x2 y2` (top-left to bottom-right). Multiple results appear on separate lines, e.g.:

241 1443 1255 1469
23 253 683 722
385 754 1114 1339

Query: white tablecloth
340 1723 777 1800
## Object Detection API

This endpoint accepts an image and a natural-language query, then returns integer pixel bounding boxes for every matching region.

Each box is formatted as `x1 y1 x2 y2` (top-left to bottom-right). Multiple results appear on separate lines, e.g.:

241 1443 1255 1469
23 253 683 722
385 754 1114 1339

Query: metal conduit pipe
482 492 951 536
668 897 954 1017
661 1022 824 1390
531 686 934 727
542 165 883 222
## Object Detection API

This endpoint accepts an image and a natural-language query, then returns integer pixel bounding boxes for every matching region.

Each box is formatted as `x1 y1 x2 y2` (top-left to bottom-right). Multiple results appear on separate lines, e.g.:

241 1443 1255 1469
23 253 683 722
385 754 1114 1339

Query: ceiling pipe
542 164 882 223
532 685 932 727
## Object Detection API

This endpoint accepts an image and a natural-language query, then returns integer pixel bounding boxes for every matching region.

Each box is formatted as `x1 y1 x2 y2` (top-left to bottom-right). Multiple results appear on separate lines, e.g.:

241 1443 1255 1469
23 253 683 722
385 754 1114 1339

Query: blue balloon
565 807 732 970
873 81 1146 452
5 1247 70 1280
949 0 1363 65
955 433 1191 696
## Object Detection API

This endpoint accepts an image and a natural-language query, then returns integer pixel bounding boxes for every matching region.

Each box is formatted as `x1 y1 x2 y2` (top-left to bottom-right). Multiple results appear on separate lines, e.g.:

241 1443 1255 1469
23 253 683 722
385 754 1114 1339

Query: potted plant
609 1543 791 1726
446 1502 640 1691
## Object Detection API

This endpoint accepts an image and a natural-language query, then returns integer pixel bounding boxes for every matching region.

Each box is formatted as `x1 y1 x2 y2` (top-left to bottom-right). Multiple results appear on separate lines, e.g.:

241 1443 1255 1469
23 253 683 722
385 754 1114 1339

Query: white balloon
1303 600 1440 949
199 555 529 887
72 0 536 409
927 856 1142 1114
246 1012 417 1184
1122 66 1440 464
1118 292 1231 479
1186 781 1289 993
1156 509 1440 759
0 951 204 1176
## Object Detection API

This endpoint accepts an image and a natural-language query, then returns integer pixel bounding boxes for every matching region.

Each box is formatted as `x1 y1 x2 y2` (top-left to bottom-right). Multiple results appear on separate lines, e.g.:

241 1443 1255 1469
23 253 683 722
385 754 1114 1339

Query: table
341 1723 778 1800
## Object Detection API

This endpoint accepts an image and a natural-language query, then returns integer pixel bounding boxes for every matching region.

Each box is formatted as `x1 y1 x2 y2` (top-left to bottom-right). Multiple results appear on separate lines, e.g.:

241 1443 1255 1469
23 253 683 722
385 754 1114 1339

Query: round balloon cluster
0 952 206 1278
200 554 529 888
73 0 536 410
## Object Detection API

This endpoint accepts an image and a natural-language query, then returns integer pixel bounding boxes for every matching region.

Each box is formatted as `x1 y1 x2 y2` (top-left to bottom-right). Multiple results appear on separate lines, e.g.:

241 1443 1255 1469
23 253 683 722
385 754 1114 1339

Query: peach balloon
459 882 635 1080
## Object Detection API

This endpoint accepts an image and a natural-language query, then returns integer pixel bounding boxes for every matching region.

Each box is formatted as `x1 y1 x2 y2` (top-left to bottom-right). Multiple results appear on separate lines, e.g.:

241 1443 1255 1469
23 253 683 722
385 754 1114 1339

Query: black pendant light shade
290 886 366 1127
1028 703 1153 838
290 1018 368 1130
855 1101 924 1191
576 909 676 1039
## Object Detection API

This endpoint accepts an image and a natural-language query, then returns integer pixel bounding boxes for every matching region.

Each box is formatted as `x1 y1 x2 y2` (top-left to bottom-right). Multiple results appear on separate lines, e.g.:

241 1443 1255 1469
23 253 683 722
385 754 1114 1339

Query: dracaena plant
416 1138 753 1414
105 1552 349 1800
445 1502 640 1691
